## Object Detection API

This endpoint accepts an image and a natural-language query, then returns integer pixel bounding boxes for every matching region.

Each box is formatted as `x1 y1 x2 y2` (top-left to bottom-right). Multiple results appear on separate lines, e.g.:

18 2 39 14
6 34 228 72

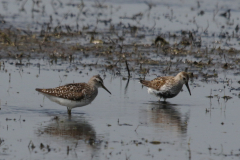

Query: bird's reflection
140 101 190 136
36 115 100 153
36 115 101 158
37 115 96 141
38 115 96 140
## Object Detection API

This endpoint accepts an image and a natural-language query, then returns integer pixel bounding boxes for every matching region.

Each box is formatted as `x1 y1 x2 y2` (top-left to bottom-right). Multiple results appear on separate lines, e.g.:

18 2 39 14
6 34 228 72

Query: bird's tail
35 88 43 92
139 80 150 87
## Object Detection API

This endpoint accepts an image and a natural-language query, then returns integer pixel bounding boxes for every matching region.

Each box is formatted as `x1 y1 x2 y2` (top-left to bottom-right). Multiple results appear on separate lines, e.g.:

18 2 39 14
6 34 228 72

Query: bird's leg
67 108 71 115
163 98 166 102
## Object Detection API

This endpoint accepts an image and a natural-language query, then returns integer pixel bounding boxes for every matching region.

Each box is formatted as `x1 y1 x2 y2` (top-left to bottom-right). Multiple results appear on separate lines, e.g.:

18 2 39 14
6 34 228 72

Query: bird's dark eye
183 77 186 81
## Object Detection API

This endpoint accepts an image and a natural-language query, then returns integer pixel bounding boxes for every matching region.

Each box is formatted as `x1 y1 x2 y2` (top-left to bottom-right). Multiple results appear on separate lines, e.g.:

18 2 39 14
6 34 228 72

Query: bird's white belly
43 94 95 109
148 88 162 96
147 86 181 98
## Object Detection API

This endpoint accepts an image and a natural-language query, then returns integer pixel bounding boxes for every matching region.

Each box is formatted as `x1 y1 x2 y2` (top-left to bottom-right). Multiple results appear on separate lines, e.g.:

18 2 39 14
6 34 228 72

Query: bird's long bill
102 84 111 94
185 82 191 96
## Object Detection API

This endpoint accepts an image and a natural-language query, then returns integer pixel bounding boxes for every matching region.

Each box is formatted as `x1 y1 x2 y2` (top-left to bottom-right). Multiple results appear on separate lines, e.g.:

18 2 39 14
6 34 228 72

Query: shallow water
0 59 240 160
1 0 240 160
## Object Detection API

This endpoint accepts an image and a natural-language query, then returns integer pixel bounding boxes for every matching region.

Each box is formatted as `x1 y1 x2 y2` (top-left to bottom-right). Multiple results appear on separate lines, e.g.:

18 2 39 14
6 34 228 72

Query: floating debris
149 141 161 145
222 96 232 101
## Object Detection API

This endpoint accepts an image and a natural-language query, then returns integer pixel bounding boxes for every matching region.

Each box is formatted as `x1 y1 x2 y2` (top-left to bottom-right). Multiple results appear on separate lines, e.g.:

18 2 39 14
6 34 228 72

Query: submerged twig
125 60 131 77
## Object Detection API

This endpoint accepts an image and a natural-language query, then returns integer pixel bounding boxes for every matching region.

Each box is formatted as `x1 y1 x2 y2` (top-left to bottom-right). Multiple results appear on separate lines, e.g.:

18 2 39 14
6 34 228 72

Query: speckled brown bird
36 75 111 115
140 72 191 101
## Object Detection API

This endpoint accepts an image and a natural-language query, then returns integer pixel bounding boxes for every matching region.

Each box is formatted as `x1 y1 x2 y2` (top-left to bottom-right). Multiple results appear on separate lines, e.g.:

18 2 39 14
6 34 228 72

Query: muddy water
0 59 239 160
1 0 240 159
1 0 240 49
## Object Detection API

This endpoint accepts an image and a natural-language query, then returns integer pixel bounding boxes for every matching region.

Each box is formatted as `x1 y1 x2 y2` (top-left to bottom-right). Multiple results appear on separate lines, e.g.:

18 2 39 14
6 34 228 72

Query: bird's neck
173 77 184 86
89 84 98 90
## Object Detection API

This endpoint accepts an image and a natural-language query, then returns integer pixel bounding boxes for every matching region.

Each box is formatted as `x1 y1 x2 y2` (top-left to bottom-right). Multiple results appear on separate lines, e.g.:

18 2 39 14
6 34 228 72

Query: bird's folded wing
36 83 90 101
140 76 172 91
